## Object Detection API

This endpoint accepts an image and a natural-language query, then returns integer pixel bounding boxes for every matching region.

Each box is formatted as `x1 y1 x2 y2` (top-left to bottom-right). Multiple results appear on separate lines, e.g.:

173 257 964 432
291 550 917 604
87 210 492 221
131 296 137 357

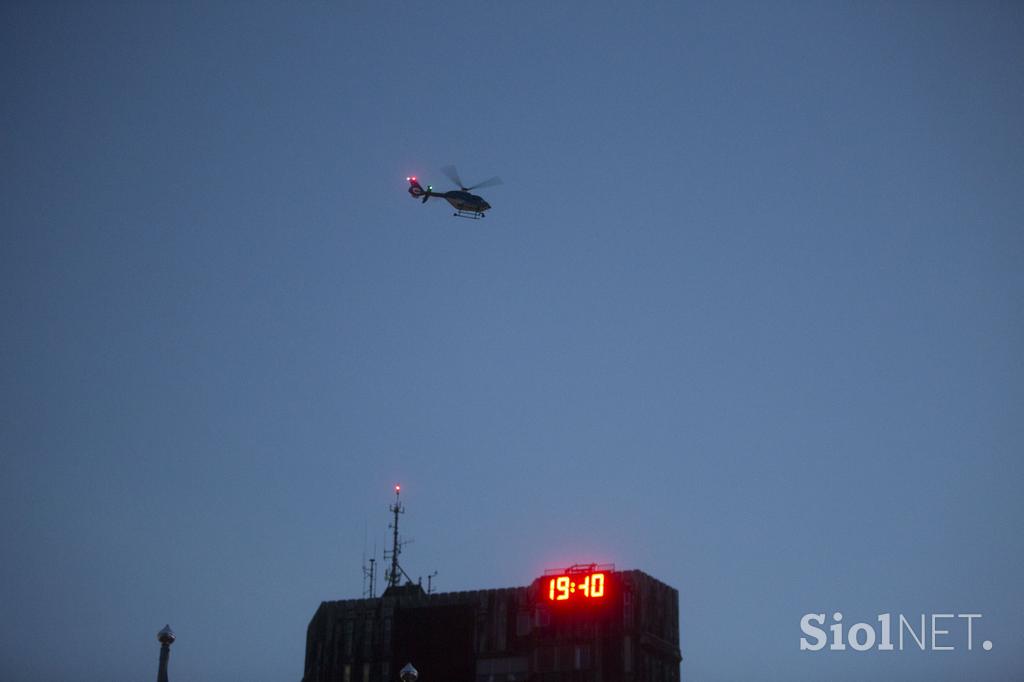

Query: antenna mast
385 485 406 588
361 523 376 598
362 552 377 598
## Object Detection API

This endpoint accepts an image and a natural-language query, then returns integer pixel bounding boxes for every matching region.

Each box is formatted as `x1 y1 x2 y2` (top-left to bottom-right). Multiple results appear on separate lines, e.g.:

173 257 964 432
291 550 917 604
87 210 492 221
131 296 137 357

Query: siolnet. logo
800 612 993 652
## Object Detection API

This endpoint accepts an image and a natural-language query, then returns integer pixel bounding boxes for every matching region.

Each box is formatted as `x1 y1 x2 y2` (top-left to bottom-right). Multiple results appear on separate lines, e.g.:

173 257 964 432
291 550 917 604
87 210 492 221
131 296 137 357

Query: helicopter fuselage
439 190 490 214
407 177 491 217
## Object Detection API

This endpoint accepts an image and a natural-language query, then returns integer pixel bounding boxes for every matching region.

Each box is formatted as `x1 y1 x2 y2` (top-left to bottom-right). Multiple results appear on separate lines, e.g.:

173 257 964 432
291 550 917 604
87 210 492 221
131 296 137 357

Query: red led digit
546 570 608 601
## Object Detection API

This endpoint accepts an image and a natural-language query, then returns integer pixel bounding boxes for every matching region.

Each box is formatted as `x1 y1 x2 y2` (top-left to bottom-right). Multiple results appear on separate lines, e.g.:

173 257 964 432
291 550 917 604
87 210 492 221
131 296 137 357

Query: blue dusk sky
1 2 1022 681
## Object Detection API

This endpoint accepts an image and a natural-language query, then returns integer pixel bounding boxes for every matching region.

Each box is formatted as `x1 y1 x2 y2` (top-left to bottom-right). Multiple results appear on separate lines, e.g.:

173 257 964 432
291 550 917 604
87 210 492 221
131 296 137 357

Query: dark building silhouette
303 568 681 682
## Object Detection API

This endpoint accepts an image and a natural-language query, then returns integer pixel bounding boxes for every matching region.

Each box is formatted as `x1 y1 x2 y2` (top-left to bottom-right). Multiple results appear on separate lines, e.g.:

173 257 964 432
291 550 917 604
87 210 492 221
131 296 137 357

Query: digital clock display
546 571 607 601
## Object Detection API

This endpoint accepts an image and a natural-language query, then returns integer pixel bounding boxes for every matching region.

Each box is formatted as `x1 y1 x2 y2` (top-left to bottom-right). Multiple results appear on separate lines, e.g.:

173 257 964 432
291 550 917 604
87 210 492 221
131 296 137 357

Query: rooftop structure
303 567 681 682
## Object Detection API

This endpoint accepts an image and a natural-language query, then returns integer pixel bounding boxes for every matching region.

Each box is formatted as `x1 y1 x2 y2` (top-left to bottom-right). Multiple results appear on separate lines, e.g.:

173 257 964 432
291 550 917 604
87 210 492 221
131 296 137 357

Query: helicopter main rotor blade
440 165 464 189
467 176 503 191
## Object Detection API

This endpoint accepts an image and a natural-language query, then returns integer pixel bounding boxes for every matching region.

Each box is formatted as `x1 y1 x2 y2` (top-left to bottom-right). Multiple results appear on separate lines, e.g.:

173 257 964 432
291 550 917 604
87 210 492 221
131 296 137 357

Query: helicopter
406 165 502 219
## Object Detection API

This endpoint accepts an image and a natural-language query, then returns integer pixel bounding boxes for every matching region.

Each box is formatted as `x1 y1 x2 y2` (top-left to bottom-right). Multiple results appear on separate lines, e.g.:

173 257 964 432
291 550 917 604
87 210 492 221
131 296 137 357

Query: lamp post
156 625 175 682
399 662 418 682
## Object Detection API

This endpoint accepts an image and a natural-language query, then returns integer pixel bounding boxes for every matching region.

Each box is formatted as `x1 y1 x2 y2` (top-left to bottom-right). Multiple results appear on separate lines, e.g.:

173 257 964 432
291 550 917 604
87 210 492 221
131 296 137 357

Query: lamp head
157 625 176 645
399 662 418 682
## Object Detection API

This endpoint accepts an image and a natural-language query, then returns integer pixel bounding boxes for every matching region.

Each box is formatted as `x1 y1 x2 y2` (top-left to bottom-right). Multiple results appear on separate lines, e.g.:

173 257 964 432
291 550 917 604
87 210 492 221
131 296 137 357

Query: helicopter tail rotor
407 176 433 203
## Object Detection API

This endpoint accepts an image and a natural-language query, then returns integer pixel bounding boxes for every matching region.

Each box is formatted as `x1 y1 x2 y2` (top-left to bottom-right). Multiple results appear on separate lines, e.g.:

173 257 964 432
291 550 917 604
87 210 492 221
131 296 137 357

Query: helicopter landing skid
453 210 485 219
